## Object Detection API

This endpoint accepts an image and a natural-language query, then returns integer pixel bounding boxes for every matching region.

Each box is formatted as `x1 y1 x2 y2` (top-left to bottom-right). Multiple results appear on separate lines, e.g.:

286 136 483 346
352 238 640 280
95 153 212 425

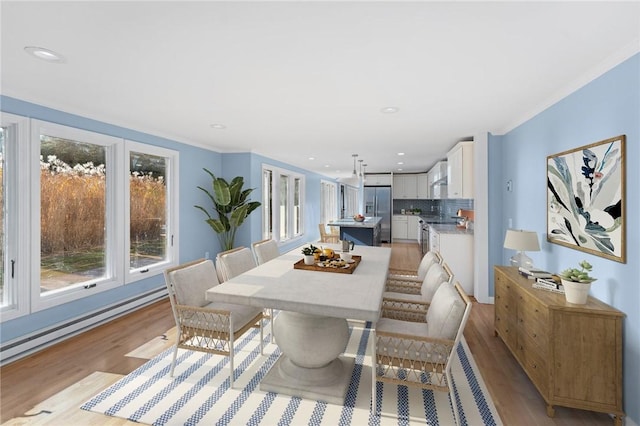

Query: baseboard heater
0 287 168 366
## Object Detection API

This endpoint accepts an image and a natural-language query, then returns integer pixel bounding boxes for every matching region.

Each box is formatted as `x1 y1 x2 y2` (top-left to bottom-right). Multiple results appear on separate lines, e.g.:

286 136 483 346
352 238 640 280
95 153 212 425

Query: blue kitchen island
327 217 382 246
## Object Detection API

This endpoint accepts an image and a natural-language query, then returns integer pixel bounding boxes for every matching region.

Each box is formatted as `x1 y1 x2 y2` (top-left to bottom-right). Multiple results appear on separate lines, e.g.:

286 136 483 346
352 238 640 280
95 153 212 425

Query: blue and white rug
82 322 501 425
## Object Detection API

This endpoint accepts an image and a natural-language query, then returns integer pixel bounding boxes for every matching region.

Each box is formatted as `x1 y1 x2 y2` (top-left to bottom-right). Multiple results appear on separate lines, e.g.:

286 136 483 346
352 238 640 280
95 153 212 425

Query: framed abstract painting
547 135 626 263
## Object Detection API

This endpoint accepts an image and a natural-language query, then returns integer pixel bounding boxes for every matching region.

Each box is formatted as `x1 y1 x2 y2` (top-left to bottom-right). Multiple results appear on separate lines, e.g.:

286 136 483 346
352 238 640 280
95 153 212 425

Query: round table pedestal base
260 311 355 404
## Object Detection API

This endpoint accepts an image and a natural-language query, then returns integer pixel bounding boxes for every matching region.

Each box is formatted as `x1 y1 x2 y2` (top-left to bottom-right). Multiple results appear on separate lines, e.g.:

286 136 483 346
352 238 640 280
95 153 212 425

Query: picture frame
547 135 626 263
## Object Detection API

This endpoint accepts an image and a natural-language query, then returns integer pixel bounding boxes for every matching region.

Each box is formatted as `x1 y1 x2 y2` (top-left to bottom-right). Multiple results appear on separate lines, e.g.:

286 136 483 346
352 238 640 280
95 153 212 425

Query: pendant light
351 154 358 178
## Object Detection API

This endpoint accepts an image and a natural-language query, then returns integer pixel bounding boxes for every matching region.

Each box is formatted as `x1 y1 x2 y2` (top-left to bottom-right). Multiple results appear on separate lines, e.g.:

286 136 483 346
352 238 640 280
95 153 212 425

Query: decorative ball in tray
353 214 365 222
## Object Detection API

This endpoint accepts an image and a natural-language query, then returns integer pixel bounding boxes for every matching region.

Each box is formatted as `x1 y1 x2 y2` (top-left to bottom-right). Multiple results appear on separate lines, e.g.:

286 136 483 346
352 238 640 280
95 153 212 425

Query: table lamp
503 229 540 269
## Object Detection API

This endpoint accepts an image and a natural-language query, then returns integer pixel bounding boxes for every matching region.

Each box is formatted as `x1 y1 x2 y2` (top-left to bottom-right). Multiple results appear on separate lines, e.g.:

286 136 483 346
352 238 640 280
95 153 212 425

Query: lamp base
510 251 533 269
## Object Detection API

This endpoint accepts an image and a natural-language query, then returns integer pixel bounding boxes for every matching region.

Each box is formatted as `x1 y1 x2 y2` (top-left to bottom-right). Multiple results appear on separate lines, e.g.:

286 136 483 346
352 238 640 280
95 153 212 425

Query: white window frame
0 113 30 321
344 184 360 217
320 180 338 224
124 140 179 283
30 120 124 311
262 164 305 244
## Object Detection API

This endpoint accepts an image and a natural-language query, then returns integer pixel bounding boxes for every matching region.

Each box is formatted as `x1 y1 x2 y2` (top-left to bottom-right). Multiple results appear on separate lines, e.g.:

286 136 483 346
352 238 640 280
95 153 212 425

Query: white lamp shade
503 229 540 252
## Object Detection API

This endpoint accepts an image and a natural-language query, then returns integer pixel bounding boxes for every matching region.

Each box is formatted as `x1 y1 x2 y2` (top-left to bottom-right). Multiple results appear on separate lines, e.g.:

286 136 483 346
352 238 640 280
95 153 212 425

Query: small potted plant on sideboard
559 260 597 304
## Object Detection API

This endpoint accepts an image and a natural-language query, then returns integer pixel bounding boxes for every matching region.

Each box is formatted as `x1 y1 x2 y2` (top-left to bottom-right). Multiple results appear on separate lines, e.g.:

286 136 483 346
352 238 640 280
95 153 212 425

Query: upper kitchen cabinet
416 173 429 199
429 161 448 199
393 174 418 199
447 141 474 199
365 173 392 186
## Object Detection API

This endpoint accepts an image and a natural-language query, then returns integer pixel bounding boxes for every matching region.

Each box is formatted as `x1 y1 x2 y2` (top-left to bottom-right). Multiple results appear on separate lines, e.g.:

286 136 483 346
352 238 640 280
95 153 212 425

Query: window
33 121 122 309
320 180 337 224
262 169 273 239
344 185 359 217
0 117 179 320
1 113 29 321
279 174 289 240
262 165 304 242
126 141 178 281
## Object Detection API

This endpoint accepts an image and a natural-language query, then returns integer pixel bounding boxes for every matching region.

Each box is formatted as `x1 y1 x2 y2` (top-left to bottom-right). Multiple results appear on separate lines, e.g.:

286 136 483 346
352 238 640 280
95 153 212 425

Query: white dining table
206 243 391 404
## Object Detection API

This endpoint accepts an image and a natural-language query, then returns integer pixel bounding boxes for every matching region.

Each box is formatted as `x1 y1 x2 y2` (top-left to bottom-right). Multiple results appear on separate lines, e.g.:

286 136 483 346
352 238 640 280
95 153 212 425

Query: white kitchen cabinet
429 226 474 295
447 141 474 199
417 173 429 199
392 174 418 199
407 215 420 240
428 161 448 199
430 161 447 183
392 215 408 239
365 173 392 186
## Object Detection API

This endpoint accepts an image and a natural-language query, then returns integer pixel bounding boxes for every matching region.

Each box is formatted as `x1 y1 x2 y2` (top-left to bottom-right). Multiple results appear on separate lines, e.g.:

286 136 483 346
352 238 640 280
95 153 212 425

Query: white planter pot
303 255 315 265
561 278 592 304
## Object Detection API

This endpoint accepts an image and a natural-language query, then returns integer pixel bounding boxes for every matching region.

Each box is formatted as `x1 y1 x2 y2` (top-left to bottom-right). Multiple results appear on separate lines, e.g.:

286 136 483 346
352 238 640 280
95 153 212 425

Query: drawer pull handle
533 333 537 337
533 364 537 369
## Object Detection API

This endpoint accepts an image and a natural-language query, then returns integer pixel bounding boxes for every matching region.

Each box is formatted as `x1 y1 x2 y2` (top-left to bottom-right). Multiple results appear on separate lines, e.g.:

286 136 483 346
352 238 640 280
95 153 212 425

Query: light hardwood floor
0 243 614 425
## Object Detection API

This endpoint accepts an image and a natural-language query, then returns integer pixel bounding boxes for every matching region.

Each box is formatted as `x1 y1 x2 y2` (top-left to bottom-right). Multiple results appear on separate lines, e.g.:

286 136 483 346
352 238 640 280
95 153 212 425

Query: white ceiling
2 1 639 179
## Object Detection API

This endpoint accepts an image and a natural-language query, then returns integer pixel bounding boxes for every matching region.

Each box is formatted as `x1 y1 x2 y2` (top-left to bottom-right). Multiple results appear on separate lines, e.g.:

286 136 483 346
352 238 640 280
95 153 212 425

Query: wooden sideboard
494 266 625 425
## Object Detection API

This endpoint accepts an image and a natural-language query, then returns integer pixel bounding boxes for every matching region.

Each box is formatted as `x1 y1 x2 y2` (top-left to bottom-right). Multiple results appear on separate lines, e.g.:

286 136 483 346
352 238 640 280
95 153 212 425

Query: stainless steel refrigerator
364 186 392 243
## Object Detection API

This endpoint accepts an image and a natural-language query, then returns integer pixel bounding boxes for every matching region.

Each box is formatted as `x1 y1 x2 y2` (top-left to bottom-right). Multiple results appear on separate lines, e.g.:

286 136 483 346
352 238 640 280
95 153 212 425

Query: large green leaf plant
194 168 261 251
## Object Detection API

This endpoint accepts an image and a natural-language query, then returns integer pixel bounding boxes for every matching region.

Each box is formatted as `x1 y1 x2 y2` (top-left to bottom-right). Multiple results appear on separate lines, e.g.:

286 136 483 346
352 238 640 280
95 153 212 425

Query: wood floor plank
0 242 615 425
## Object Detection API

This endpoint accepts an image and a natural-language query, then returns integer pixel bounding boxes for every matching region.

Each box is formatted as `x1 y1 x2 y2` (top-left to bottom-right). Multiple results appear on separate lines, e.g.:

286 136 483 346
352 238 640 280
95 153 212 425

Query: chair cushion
201 301 263 333
383 291 423 303
253 240 280 265
169 260 218 307
377 317 429 337
425 283 465 340
416 251 439 280
218 247 256 281
420 264 449 302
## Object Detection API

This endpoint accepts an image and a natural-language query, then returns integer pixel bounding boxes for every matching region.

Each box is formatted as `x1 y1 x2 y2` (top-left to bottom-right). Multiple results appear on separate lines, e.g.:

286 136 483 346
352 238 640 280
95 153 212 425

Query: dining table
206 242 391 404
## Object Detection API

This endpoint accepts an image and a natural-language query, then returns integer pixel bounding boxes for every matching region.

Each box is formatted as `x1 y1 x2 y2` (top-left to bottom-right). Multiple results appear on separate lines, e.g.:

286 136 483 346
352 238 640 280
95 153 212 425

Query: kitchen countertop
328 216 382 228
428 223 474 235
419 215 458 224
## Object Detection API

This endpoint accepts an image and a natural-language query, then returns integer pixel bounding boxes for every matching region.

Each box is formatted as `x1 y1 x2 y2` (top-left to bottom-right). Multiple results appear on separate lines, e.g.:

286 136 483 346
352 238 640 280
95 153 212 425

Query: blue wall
0 96 333 345
491 53 639 423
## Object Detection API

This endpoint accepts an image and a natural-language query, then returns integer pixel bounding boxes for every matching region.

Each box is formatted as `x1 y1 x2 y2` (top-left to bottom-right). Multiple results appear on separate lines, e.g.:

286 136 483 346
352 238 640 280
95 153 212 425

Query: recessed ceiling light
24 46 65 63
381 107 399 114
210 124 226 129
397 152 405 156
308 157 315 160
397 168 404 171
324 164 331 168
397 161 404 165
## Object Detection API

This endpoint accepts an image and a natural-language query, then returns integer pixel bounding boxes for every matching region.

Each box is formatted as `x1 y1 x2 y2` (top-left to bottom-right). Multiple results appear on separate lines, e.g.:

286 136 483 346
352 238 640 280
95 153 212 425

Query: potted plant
194 168 261 251
559 260 596 304
301 244 319 265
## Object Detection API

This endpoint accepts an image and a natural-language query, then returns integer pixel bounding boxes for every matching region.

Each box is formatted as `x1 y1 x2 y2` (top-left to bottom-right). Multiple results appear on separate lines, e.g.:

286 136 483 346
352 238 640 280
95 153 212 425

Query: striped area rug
81 321 501 425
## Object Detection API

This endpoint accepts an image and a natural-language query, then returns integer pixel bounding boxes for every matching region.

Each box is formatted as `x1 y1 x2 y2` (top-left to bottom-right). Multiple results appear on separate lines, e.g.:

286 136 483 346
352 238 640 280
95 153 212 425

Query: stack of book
518 266 554 280
533 277 565 294
517 267 564 293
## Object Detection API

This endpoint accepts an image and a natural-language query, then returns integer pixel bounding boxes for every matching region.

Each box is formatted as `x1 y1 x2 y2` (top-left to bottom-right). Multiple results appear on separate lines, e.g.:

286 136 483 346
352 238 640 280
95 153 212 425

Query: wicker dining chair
251 239 280 265
387 250 442 281
373 281 472 426
318 224 339 243
217 246 275 342
164 258 264 388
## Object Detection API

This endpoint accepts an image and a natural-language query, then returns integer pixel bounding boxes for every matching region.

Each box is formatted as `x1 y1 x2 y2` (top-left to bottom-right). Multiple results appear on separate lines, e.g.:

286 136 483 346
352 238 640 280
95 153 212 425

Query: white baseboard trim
0 287 167 366
621 414 638 426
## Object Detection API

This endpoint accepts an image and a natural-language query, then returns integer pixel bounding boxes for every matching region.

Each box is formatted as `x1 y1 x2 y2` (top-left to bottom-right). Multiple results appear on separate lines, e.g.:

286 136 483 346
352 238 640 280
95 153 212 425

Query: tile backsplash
393 198 474 219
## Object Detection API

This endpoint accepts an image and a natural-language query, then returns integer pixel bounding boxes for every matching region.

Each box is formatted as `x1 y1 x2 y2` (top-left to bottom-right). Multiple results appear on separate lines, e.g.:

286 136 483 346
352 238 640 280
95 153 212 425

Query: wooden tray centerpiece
294 255 362 274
